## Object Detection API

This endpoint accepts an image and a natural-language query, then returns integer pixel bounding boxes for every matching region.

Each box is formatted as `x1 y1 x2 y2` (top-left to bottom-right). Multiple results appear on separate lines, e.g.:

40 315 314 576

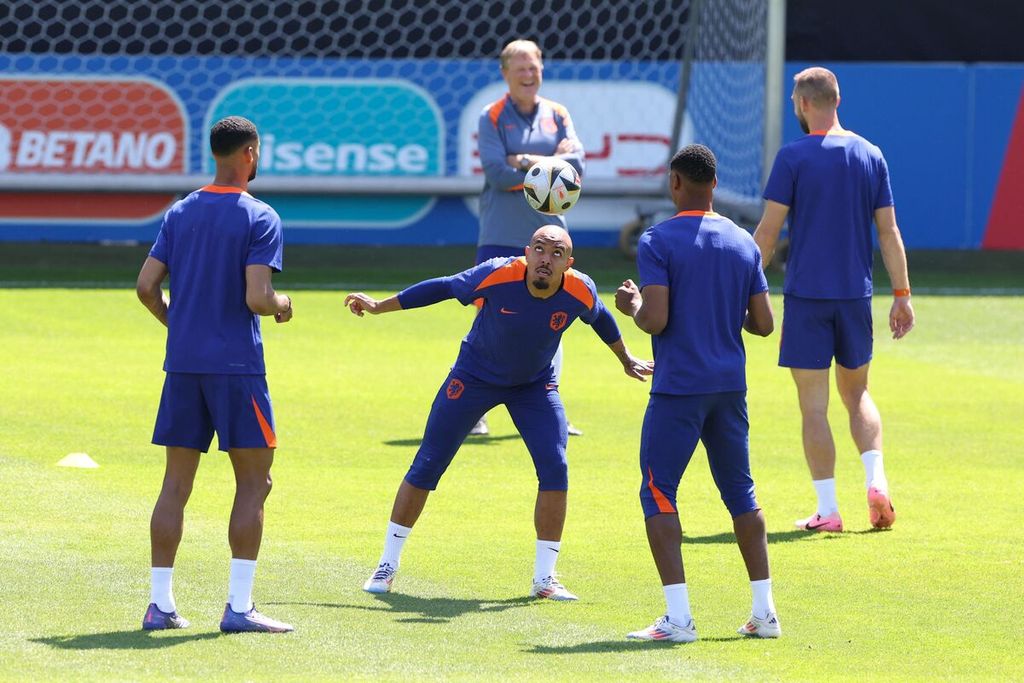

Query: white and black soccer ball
522 157 581 215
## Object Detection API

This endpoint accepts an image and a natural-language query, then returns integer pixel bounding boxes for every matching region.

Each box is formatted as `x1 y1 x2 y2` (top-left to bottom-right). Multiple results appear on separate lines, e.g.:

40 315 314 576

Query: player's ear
567 256 574 268
712 175 718 189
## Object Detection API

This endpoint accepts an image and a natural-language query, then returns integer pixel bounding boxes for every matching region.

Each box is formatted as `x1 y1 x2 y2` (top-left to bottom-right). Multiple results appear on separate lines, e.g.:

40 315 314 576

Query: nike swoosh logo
805 521 831 530
392 534 407 538
499 308 518 314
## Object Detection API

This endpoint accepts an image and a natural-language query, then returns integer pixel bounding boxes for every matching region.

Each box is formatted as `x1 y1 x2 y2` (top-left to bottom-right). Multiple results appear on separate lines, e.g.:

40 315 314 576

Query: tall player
616 145 779 642
136 116 294 633
473 39 586 436
753 67 915 532
345 226 651 601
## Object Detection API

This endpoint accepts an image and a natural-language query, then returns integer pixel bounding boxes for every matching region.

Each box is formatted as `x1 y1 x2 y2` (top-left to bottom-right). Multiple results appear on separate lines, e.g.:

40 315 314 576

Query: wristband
892 288 910 298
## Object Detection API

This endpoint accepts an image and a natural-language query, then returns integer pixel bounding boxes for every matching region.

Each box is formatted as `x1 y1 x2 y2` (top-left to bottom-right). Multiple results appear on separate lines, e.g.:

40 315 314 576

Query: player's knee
536 460 568 491
723 492 759 519
404 461 444 491
639 484 678 519
159 477 194 506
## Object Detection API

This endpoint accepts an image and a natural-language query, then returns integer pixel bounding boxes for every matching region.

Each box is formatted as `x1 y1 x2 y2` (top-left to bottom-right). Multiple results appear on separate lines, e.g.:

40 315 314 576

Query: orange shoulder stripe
540 97 570 120
474 256 526 292
562 269 594 309
488 96 509 128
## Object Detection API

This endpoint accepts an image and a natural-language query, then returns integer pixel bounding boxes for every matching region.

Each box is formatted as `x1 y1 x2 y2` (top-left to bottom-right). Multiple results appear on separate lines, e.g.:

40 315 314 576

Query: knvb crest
446 378 465 400
549 311 568 331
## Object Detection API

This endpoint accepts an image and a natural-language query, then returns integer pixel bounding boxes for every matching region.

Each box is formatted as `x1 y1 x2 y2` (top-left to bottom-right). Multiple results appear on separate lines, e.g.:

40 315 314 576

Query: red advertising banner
0 77 187 222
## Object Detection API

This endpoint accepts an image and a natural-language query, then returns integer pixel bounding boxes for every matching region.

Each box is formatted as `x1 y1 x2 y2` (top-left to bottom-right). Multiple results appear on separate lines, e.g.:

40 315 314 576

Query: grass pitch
1 245 1022 681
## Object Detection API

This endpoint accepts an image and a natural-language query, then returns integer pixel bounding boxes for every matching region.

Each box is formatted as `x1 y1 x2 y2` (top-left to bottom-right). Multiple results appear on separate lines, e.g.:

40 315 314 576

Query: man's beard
797 114 809 134
531 278 549 290
248 165 258 181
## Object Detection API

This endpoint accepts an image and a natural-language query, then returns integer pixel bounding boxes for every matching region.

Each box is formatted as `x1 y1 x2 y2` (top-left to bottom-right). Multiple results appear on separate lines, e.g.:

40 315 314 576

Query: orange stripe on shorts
251 396 277 448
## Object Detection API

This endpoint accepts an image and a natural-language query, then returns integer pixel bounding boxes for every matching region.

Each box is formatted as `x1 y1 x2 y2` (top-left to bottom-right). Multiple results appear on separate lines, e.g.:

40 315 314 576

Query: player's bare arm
615 280 668 335
245 264 292 322
344 293 403 317
606 338 654 381
743 291 775 336
753 200 790 268
136 256 170 327
874 205 915 340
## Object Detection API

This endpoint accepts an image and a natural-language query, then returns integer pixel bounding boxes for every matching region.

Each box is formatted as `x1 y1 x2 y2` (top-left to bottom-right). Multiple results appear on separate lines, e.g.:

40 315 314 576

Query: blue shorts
405 372 569 491
476 244 524 265
153 373 276 453
779 295 873 370
639 392 757 519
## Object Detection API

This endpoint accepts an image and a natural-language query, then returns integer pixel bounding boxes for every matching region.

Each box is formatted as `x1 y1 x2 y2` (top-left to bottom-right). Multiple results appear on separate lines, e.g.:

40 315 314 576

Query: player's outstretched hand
344 292 380 317
623 355 655 382
615 279 641 316
889 297 915 339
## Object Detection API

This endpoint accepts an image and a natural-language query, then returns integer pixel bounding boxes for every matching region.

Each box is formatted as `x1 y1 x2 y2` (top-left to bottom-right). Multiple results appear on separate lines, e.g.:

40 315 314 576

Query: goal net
0 0 775 239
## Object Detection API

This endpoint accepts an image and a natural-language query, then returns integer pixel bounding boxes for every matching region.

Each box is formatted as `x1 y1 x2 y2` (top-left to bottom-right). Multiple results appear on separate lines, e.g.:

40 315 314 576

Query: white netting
683 0 769 205
0 0 770 238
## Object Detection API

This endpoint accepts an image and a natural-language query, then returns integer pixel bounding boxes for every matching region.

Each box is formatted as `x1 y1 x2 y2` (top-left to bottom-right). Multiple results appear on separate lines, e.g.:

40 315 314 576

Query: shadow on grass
31 630 222 650
384 434 522 447
684 527 889 544
268 594 537 624
524 634 753 654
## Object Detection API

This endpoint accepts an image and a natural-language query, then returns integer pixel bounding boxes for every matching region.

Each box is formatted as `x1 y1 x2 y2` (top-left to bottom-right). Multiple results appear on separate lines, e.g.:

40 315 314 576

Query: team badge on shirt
549 311 568 331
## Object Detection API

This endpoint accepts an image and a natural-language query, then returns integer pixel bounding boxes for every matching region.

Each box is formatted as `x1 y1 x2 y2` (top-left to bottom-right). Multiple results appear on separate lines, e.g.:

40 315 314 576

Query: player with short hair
754 66 915 532
474 38 586 436
616 144 779 642
136 115 294 633
346 226 652 601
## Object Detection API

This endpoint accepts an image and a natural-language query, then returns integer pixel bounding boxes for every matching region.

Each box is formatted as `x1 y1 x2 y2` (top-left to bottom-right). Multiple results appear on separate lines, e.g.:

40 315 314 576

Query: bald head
793 67 840 109
530 225 573 256
524 225 574 295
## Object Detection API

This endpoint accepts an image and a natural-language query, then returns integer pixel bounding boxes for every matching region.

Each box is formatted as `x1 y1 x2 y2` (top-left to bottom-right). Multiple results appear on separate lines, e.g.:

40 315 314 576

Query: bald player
345 226 651 601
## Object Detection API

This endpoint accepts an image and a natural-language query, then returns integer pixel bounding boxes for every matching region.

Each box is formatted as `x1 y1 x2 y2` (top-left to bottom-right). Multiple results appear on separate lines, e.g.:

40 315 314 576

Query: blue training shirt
763 130 894 299
149 185 283 375
398 256 620 387
637 211 768 396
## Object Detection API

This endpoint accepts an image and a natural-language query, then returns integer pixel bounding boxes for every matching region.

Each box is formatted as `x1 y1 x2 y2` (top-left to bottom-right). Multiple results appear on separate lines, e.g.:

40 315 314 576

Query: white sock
551 342 564 385
861 450 888 493
228 558 257 613
751 578 776 619
812 478 839 516
663 583 692 626
534 539 561 583
380 521 412 568
151 567 175 613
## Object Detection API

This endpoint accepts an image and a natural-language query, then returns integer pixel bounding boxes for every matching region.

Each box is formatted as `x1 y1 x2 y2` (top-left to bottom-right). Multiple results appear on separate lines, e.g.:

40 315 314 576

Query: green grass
2 241 1023 291
1 246 1023 681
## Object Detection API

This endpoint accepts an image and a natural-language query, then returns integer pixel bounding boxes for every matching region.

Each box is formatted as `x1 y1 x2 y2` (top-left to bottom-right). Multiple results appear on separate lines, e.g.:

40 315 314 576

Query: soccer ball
522 157 581 215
